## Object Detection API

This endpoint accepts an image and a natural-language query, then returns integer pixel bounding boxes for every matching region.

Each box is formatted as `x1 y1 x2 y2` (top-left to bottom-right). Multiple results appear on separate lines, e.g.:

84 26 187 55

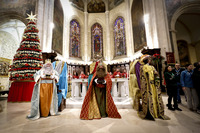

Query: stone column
36 0 54 52
84 12 88 62
104 0 110 61
36 0 44 50
74 82 80 97
82 81 87 98
112 80 118 97
171 30 180 63
105 11 111 61
142 0 171 58
119 82 125 97
63 14 68 59
71 81 74 97
84 1 88 62
125 0 134 56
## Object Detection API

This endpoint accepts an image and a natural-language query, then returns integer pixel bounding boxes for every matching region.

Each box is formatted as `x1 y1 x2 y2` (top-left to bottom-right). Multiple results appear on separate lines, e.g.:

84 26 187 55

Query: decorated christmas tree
9 12 43 81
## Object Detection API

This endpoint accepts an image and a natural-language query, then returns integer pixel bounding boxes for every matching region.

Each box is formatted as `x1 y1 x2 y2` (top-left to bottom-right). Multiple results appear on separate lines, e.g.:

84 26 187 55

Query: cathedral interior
0 0 200 133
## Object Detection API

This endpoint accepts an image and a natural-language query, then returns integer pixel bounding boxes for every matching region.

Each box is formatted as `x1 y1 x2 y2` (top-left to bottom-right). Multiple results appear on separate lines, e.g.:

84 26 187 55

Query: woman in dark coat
164 65 182 111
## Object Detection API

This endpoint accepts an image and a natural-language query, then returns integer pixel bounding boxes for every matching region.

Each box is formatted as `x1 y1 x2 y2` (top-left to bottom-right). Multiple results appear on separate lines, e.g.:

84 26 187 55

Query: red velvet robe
80 72 121 120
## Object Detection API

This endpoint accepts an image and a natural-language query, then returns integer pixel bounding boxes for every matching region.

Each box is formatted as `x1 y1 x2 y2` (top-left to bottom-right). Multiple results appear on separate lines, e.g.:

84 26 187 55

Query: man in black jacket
172 63 185 103
165 65 182 111
192 62 200 113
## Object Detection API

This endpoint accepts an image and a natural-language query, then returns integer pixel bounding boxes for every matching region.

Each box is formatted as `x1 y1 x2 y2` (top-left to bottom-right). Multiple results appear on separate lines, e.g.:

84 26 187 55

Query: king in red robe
80 64 121 120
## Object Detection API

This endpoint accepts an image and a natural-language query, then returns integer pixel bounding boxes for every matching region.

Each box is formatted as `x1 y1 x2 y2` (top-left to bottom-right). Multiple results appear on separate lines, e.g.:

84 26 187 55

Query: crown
45 59 51 64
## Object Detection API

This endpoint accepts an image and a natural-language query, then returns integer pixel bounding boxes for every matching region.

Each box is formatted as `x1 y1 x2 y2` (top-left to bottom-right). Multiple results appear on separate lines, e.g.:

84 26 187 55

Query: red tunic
79 74 86 79
122 72 128 78
113 71 121 78
73 75 79 79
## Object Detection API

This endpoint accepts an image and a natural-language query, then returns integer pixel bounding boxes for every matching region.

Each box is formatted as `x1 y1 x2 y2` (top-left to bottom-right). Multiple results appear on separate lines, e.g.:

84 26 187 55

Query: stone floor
0 95 200 133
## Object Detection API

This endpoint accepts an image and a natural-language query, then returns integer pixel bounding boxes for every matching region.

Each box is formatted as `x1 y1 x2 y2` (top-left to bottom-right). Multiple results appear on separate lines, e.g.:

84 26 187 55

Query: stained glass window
91 23 103 60
114 17 126 57
69 19 81 58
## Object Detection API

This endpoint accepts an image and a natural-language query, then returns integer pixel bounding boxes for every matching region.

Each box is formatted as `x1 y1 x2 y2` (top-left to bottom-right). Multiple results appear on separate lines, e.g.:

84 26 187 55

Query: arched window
69 19 81 58
91 23 103 60
114 17 126 57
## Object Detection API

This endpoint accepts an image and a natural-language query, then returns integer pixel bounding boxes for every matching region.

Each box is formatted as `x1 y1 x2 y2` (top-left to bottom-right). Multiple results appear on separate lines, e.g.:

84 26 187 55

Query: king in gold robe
139 55 169 120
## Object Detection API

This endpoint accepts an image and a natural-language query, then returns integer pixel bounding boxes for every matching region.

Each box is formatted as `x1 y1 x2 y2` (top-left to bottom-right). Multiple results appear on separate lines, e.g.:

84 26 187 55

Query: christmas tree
9 12 43 81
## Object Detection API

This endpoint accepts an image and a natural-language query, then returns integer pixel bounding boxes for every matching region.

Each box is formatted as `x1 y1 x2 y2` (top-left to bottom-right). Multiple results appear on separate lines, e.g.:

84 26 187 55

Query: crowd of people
164 62 200 113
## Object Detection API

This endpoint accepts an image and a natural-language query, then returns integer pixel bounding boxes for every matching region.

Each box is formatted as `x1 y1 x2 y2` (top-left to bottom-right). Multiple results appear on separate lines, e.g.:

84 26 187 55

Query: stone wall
0 0 37 24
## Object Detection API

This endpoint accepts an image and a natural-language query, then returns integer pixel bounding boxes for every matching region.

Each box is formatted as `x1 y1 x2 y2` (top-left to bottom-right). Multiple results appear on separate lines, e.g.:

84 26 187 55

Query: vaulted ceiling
70 0 124 12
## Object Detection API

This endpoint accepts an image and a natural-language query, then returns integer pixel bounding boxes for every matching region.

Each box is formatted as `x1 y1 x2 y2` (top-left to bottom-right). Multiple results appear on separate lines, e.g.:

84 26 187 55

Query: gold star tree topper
26 12 37 22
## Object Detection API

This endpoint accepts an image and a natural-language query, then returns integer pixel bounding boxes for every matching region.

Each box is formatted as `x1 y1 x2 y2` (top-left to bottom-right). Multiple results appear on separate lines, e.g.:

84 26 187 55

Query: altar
71 78 129 98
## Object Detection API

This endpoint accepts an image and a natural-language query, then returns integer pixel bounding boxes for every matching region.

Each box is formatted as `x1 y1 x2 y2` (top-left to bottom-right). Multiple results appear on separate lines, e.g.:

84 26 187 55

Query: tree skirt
8 81 35 102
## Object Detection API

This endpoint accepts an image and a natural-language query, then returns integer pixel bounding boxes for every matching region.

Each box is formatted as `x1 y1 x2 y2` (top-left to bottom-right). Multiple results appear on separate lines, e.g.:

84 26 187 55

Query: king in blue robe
52 61 68 111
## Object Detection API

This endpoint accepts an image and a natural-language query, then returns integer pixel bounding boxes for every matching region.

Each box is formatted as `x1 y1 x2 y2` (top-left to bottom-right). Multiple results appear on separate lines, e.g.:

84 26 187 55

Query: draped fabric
139 64 169 120
8 81 35 102
52 61 68 107
80 72 121 120
39 81 53 117
27 70 59 120
88 74 93 90
129 60 140 110
135 62 141 89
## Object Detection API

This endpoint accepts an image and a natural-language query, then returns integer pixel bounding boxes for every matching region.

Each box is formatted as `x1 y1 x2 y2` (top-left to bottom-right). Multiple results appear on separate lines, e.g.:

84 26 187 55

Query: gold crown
45 59 51 64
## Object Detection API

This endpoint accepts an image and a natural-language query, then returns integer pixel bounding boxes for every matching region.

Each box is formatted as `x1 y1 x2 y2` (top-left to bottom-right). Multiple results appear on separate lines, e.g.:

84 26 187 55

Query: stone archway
170 2 200 64
0 11 28 25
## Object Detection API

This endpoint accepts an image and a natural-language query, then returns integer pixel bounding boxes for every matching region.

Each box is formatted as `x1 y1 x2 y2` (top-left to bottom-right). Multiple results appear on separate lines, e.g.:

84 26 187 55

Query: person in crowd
139 55 169 120
192 62 200 113
122 69 128 78
109 72 113 78
73 71 79 79
27 61 59 120
113 68 121 78
181 64 199 111
80 63 121 120
172 63 185 103
79 71 86 79
164 65 182 111
85 72 89 79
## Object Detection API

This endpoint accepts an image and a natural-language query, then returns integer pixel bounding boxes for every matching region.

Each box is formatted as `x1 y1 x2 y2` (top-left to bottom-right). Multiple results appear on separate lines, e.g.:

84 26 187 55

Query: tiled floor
0 95 200 133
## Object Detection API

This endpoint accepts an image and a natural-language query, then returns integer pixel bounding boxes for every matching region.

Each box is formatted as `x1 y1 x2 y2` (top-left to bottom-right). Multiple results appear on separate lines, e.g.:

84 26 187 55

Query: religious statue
138 55 169 120
72 36 79 57
94 35 100 53
52 60 68 112
129 59 141 111
27 61 59 120
80 63 121 120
